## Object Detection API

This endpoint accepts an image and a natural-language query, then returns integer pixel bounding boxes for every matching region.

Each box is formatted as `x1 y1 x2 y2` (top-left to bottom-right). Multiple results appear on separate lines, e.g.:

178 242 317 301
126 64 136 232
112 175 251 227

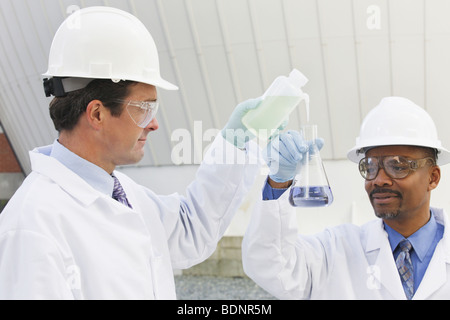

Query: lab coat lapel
365 219 406 299
413 209 450 299
413 243 448 299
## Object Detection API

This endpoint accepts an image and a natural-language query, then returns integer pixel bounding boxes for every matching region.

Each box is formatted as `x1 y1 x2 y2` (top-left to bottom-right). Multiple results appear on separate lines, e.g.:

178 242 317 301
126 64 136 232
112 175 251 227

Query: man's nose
146 117 159 131
373 167 393 186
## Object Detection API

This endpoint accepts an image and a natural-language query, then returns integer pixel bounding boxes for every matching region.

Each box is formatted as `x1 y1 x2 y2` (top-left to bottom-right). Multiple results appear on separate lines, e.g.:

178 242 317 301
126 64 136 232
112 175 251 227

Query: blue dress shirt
262 180 288 200
50 140 115 197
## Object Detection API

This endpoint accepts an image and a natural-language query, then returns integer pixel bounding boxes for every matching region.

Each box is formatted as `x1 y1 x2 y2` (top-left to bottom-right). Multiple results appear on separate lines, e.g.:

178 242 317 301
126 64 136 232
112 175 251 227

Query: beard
369 188 403 220
374 209 400 220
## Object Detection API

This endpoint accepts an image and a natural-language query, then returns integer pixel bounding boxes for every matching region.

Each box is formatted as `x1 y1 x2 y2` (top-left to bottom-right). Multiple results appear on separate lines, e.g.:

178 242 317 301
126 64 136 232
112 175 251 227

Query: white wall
118 159 450 237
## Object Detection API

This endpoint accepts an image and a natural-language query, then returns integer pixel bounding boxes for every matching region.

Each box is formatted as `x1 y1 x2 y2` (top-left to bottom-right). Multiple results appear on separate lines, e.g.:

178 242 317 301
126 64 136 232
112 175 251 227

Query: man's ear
85 100 104 130
428 165 441 191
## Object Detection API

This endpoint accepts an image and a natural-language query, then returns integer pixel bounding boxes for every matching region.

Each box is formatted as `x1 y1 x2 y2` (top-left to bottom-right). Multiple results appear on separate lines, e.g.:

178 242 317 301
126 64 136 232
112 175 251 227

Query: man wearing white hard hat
0 7 269 299
242 96 450 299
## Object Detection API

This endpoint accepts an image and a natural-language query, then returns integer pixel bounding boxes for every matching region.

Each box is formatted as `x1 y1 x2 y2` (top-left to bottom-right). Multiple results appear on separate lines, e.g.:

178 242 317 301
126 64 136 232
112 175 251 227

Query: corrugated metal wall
1 0 450 174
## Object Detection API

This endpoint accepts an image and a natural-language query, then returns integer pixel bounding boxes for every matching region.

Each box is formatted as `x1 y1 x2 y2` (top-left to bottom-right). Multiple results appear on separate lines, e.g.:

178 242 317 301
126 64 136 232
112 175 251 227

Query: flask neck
301 124 318 142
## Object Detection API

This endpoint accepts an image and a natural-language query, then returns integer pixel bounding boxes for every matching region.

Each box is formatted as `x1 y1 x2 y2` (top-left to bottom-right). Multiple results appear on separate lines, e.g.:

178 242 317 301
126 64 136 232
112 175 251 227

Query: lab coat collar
364 219 406 298
364 218 385 252
365 209 450 257
384 211 440 262
417 208 450 262
30 146 105 207
364 208 450 299
413 207 450 300
49 140 114 197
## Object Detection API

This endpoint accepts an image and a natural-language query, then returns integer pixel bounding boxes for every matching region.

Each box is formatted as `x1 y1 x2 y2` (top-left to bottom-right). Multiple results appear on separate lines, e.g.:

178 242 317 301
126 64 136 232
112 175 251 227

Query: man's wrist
267 177 293 189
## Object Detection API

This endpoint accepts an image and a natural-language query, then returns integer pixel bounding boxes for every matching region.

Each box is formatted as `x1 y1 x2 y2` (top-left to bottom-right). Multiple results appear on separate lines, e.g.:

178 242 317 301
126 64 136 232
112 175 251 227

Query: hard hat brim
141 77 179 91
347 144 450 166
42 73 179 92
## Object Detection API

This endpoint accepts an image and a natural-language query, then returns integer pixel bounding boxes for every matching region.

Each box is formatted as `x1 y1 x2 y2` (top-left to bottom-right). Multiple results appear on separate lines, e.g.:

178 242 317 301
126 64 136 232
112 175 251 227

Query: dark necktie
111 174 132 209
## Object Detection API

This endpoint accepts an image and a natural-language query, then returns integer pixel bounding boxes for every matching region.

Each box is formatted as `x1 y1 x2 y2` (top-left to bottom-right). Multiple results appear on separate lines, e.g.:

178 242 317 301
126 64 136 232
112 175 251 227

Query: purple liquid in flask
289 185 333 207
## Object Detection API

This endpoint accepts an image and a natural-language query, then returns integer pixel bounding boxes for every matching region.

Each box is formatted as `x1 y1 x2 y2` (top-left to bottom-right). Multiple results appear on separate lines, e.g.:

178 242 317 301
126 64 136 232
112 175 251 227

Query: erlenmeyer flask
289 124 333 207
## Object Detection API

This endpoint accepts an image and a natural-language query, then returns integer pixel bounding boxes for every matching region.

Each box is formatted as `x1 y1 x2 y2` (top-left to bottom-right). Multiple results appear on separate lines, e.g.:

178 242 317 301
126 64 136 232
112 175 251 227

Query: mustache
370 188 402 198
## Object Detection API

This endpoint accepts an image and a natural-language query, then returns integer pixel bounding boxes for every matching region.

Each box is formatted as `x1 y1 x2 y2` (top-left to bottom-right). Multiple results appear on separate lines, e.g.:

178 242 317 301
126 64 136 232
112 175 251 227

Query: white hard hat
43 6 178 96
347 97 450 165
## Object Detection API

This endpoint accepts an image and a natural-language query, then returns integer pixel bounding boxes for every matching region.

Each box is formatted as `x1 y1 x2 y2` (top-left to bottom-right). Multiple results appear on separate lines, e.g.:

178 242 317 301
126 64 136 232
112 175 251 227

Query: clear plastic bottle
289 124 334 207
242 69 309 142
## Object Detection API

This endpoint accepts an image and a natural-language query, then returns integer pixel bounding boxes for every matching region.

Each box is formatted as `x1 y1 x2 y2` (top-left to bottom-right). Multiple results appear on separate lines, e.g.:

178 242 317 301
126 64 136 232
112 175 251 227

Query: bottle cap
289 69 308 88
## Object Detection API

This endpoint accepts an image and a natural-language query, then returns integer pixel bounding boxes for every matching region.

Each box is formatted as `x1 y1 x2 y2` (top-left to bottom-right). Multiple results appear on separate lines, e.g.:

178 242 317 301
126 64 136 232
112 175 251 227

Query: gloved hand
221 98 262 149
221 97 288 149
264 130 324 183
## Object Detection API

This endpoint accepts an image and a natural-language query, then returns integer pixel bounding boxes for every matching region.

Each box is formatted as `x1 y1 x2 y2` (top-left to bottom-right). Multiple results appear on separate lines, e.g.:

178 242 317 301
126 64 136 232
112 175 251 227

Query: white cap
288 69 308 88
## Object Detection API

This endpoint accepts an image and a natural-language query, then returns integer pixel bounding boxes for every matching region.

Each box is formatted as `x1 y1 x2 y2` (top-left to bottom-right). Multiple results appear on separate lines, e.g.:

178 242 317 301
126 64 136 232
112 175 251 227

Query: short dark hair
49 79 137 132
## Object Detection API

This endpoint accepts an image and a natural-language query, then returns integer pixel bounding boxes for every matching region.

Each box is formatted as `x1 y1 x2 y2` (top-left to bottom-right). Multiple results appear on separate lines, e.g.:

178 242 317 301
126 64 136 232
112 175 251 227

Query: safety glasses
359 156 435 181
114 99 159 128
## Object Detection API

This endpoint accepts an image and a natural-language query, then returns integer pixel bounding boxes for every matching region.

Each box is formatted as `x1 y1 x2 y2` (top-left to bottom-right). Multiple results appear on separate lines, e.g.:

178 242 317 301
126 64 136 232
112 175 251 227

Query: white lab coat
0 136 261 300
242 191 450 300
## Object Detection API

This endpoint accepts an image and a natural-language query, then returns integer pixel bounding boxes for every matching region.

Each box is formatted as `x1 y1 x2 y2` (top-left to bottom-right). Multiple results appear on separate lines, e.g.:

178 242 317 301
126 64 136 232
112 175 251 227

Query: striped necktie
396 239 414 300
111 174 133 209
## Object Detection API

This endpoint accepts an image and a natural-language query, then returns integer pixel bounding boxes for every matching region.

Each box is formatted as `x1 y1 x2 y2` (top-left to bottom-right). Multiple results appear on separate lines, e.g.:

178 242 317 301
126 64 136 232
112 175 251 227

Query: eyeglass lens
126 102 158 128
359 156 412 180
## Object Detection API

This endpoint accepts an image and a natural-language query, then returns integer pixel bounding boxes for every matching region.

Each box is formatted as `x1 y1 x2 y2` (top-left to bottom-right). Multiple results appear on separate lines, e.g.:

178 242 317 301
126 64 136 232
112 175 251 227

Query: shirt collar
50 140 114 196
384 210 438 262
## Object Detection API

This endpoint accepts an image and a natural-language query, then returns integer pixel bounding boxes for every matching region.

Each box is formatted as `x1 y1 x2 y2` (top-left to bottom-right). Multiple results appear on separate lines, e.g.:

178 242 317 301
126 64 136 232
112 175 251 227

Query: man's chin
374 209 400 220
117 153 145 167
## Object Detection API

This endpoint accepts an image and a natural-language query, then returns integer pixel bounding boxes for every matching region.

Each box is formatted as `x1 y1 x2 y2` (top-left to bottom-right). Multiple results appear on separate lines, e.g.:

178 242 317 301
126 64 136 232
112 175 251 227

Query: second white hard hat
43 6 178 92
347 97 450 165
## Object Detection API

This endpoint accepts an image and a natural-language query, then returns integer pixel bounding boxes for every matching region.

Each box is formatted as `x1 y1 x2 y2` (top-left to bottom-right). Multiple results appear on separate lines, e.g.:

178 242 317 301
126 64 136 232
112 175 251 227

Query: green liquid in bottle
242 96 302 140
